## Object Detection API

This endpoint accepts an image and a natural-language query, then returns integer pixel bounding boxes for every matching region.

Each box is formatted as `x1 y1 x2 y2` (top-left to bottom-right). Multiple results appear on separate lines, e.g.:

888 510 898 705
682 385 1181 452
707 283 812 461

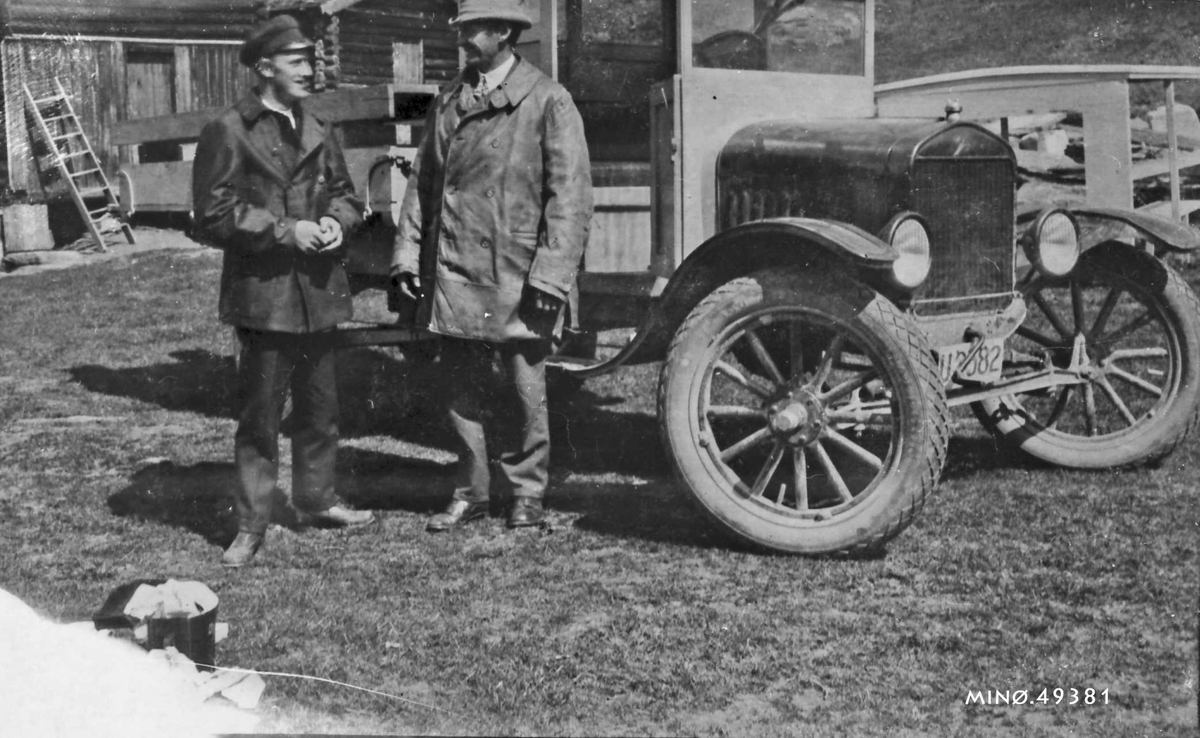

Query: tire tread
658 272 951 556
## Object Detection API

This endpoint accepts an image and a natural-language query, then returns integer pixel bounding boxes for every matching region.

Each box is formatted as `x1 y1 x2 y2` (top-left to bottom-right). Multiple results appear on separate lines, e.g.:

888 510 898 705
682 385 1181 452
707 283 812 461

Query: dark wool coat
192 93 363 333
391 56 592 342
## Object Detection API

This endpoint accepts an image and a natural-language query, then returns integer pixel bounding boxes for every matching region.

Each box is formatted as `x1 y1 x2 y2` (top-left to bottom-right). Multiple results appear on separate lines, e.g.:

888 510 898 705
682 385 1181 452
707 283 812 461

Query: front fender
683 217 899 268
625 218 900 366
1069 206 1200 253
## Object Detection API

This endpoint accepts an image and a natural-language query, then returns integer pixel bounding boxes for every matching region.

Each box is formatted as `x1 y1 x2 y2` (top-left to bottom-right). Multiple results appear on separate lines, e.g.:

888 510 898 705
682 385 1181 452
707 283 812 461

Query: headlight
1023 209 1080 277
881 214 931 289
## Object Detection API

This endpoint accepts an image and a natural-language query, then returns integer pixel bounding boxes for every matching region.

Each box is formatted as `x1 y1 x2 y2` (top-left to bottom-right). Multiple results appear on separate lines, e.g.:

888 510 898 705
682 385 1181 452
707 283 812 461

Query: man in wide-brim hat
194 14 376 568
391 0 592 532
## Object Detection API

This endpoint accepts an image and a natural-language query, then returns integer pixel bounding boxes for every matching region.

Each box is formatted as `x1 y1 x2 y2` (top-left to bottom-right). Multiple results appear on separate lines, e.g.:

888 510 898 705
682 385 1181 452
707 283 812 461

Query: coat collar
235 91 328 175
446 54 544 117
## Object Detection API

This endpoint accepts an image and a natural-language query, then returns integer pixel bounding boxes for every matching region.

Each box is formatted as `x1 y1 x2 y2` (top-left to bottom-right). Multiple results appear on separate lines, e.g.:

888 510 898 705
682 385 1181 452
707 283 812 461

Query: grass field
1 235 1197 736
5 3 1200 733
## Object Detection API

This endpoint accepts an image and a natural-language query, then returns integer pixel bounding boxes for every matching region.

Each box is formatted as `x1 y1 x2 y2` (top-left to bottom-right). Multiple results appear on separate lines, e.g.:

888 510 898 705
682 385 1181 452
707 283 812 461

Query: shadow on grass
101 450 726 550
70 347 669 478
335 446 453 513
107 461 239 545
553 479 730 550
107 451 465 544
549 479 893 558
70 350 239 420
104 439 907 555
939 433 1055 481
339 447 725 550
69 347 428 430
80 343 758 550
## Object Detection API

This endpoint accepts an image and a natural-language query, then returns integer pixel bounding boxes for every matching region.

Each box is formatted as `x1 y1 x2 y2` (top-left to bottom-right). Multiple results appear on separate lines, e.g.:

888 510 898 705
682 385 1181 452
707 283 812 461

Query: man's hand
318 216 344 251
523 286 562 316
294 220 325 254
393 271 422 301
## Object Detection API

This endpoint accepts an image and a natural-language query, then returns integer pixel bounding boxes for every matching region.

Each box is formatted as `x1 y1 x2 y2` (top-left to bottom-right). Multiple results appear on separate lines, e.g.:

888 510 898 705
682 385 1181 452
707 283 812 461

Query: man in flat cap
391 0 592 531
194 14 374 568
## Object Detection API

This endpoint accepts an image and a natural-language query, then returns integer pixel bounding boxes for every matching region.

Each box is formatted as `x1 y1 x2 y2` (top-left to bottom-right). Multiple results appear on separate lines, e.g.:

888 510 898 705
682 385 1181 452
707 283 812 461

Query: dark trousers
234 328 339 534
442 337 551 503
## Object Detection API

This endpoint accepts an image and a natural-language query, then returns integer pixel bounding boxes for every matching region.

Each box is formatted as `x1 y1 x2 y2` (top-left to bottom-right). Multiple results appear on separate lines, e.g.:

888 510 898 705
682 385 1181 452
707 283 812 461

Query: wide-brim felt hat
449 0 534 30
240 14 314 67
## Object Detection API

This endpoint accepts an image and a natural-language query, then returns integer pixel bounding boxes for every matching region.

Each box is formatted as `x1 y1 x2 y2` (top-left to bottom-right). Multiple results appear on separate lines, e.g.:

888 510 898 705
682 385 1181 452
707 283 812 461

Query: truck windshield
693 0 865 75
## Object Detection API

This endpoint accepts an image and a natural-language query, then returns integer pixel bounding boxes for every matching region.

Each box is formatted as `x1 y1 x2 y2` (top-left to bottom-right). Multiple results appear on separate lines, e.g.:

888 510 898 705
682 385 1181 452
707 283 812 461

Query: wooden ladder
23 79 135 251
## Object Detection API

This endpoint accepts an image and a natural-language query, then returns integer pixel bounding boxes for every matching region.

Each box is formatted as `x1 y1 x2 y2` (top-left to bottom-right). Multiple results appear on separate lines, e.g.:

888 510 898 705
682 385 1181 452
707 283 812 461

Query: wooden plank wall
126 51 176 120
1 38 245 198
337 0 458 86
177 46 255 112
3 39 124 196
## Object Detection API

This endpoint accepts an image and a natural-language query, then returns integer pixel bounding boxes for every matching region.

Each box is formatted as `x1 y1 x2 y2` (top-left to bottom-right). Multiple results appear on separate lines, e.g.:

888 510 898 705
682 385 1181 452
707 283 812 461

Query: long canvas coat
391 56 592 342
193 93 363 334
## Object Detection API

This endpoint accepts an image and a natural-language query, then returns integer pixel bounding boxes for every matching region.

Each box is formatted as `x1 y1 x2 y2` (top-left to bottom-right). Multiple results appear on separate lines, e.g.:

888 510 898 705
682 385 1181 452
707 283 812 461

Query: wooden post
392 41 423 84
864 0 875 83
1165 79 1182 221
677 0 693 72
539 0 558 81
393 41 423 146
173 47 194 112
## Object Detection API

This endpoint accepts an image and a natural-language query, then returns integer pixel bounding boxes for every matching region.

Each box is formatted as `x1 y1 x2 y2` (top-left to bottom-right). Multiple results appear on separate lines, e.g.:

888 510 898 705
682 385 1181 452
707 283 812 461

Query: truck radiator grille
910 158 1014 314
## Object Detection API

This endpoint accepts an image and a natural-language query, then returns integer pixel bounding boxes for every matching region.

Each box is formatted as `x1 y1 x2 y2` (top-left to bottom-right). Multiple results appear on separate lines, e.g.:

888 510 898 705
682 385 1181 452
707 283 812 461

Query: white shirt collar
479 53 516 92
260 94 297 129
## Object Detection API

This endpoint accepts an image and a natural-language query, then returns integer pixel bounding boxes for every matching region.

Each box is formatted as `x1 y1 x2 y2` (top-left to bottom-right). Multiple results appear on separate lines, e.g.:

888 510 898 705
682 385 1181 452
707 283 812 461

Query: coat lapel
489 56 541 110
235 94 291 184
294 103 327 174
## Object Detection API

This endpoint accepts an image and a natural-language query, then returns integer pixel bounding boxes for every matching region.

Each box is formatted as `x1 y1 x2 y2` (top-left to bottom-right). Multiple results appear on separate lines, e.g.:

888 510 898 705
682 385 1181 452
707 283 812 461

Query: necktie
475 75 489 103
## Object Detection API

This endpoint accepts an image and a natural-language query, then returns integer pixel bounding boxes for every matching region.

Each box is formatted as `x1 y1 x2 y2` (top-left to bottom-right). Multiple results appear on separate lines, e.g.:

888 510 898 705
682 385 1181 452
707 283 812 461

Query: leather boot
426 499 489 532
300 504 376 529
222 532 264 568
507 497 545 528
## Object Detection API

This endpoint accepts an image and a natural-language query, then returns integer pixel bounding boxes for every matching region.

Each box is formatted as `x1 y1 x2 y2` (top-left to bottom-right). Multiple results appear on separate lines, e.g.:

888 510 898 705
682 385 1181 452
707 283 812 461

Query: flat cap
240 14 314 67
450 0 534 30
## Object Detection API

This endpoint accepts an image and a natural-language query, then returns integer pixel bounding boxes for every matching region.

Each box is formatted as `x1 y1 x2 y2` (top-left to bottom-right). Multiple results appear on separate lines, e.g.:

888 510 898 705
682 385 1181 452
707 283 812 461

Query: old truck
114 0 1200 555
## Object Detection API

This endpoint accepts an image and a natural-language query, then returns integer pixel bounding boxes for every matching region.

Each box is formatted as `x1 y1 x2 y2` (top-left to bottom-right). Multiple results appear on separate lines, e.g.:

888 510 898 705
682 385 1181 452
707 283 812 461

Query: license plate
937 338 1005 385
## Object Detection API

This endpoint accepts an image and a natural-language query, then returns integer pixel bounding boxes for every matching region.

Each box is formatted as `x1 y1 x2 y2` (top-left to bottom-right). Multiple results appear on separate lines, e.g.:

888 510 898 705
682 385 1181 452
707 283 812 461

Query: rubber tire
973 242 1200 468
657 268 950 556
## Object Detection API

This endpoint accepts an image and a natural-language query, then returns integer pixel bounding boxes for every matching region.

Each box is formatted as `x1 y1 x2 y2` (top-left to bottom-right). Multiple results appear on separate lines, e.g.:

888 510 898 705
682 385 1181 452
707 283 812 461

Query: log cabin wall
265 0 459 88
2 37 252 197
334 0 458 86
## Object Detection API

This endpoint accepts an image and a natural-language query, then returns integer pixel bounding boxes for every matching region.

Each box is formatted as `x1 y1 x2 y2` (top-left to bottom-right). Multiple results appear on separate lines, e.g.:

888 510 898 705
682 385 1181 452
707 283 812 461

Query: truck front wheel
657 269 949 555
973 242 1200 468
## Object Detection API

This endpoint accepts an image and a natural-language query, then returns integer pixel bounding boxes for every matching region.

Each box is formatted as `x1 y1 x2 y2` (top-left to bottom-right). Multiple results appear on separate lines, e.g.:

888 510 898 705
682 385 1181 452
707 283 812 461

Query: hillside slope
877 0 1200 82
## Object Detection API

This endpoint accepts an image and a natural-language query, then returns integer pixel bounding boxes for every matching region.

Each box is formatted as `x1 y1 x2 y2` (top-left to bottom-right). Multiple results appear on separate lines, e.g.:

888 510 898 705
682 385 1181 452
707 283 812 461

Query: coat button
490 139 500 148
446 184 457 195
480 237 492 250
485 188 495 198
317 175 326 184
